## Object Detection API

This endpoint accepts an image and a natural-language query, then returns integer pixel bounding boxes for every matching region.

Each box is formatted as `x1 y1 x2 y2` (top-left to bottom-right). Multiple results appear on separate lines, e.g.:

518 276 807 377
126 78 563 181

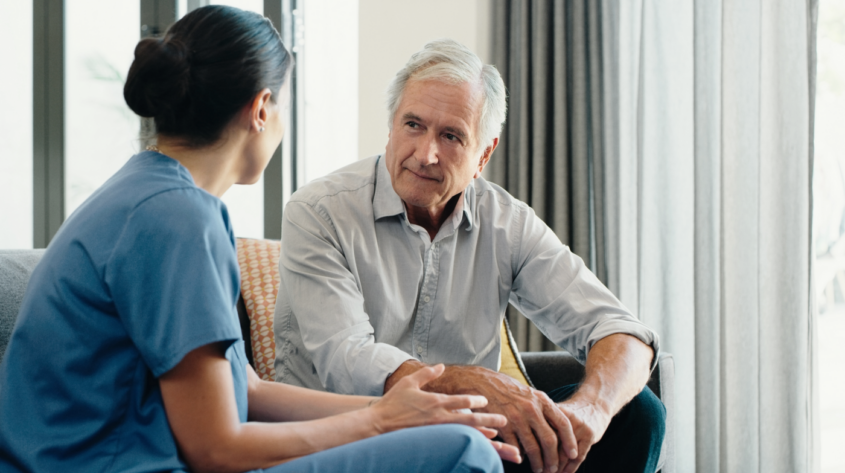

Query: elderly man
274 39 665 473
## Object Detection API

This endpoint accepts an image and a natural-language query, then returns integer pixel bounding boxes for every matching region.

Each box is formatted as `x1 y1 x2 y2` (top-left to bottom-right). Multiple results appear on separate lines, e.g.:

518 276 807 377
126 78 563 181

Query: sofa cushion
0 250 46 359
236 238 281 381
499 319 531 387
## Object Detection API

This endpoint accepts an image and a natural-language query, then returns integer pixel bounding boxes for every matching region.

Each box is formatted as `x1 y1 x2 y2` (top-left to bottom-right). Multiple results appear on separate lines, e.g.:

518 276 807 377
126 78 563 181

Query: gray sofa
0 249 674 472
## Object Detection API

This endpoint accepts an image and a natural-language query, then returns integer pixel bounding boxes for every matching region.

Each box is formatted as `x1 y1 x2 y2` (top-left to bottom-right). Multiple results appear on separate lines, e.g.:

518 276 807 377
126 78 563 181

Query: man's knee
620 386 666 452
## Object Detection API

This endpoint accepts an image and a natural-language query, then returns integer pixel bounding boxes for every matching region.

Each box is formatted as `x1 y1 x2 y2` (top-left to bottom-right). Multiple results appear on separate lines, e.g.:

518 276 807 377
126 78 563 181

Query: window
3 0 298 246
65 0 140 217
210 0 263 13
0 1 34 249
814 2 845 470
211 0 265 239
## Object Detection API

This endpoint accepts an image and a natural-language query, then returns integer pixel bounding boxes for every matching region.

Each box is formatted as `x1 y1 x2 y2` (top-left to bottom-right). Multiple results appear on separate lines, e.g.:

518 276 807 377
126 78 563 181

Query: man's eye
445 134 458 142
406 121 418 128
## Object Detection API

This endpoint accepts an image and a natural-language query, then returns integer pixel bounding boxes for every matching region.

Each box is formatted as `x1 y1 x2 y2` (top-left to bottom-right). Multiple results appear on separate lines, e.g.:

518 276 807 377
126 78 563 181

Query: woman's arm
245 364 377 422
160 342 512 473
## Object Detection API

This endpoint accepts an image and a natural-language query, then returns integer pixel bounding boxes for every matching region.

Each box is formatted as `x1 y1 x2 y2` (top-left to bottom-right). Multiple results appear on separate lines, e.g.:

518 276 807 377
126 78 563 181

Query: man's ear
249 88 274 132
474 137 499 178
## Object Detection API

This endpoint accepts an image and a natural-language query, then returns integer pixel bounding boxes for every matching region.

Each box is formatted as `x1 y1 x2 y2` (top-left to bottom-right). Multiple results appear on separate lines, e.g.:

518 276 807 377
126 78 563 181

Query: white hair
386 38 507 152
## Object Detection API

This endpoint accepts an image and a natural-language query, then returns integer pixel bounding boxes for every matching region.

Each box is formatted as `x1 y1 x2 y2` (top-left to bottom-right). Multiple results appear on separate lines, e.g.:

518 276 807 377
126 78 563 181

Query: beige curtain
491 0 818 470
602 1 818 472
488 0 606 352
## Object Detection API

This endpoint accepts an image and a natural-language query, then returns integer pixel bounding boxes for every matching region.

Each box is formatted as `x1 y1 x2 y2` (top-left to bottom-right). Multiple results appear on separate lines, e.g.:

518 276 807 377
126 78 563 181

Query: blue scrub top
0 151 249 472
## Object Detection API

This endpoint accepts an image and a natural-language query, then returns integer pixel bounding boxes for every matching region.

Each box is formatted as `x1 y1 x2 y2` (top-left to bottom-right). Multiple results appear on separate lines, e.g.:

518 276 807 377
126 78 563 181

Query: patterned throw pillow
236 238 280 381
235 238 531 386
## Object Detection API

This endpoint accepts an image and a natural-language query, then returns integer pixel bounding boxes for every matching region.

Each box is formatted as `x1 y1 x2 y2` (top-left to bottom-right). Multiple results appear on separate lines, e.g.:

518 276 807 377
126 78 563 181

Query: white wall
357 0 492 160
293 0 492 183
301 0 360 184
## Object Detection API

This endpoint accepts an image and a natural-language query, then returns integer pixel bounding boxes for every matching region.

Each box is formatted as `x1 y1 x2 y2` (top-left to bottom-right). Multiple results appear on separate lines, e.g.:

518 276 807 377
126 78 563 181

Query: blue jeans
262 424 503 473
503 385 666 473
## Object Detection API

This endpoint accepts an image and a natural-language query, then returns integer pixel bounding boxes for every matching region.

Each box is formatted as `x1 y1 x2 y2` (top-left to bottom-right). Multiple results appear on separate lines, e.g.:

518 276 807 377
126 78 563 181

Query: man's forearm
566 333 654 416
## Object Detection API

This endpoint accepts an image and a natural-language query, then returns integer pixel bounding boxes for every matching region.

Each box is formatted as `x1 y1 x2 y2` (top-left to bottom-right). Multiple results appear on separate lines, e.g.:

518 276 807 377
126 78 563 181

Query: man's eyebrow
401 112 424 123
442 126 468 141
401 112 468 141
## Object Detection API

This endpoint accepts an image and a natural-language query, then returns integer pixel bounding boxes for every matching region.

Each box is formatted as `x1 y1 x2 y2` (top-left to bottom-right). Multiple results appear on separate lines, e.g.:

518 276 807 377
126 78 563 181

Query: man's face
384 78 494 215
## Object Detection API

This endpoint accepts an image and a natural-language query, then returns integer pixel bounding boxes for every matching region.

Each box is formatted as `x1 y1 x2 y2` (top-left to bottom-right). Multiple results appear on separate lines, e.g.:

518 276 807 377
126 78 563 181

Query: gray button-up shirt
274 156 658 395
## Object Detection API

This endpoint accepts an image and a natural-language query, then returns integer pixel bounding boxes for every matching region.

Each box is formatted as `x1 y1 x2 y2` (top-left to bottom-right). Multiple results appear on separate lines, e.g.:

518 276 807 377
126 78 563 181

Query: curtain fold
492 0 817 470
489 0 606 352
602 0 817 471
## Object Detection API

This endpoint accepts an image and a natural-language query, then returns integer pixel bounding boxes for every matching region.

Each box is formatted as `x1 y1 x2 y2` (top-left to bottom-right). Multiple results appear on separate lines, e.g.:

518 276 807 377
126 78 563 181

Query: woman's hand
367 364 522 464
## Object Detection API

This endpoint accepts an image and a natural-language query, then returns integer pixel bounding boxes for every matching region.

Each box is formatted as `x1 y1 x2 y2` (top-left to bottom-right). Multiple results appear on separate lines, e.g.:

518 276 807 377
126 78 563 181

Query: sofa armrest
653 352 674 473
0 250 46 360
236 294 254 369
520 351 584 392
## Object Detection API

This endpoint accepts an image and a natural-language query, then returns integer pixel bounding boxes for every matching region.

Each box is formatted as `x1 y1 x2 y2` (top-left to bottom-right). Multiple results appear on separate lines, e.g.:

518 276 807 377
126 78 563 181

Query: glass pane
211 0 263 13
210 0 265 239
65 0 140 217
815 2 845 471
0 1 33 249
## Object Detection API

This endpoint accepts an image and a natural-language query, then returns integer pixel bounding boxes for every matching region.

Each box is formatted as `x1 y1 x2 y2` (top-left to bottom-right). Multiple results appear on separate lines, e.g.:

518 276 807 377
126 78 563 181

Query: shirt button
416 346 423 355
423 295 431 303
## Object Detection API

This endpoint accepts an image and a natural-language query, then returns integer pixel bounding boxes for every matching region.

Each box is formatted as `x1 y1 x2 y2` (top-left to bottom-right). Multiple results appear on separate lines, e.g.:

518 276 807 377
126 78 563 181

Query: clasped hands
427 366 613 473
367 364 522 463
380 363 612 473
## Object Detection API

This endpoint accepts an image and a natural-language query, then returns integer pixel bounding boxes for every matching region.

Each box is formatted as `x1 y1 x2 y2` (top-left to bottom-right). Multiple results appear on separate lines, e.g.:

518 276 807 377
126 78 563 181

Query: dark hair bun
124 38 191 118
123 6 293 147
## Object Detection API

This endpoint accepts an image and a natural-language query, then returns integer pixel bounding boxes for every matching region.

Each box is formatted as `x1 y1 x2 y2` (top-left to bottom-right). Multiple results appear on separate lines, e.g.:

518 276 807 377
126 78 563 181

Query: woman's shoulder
115 152 218 211
129 185 231 240
52 153 232 270
101 152 229 233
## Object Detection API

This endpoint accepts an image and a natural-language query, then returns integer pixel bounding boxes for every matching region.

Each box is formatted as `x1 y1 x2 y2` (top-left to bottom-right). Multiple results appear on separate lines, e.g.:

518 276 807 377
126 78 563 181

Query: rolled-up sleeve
279 201 414 395
509 204 660 370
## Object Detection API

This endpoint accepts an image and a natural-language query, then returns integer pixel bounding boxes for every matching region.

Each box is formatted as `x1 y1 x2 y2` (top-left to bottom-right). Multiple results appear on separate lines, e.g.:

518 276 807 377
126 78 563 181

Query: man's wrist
383 359 427 393
560 385 613 418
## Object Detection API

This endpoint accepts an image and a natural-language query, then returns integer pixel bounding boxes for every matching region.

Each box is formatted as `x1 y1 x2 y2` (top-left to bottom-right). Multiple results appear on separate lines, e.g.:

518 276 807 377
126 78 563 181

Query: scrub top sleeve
105 188 243 378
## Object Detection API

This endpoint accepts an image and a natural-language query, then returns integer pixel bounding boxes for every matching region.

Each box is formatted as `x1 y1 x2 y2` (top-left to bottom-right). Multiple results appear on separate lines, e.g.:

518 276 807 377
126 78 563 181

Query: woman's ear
249 88 274 133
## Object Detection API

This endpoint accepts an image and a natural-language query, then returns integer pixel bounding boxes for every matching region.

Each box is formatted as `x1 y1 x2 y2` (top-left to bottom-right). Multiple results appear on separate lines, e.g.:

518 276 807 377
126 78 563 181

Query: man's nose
416 136 439 166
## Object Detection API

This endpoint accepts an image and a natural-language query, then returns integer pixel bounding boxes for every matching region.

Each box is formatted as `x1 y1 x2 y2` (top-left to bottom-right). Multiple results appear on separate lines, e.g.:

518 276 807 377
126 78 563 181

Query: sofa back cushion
2 243 532 388
0 250 46 359
234 238 531 386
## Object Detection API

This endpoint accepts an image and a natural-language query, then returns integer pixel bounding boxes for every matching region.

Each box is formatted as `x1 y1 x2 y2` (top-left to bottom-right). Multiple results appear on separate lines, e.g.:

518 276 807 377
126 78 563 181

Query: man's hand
554 397 613 473
552 333 655 473
477 376 578 473
386 361 577 473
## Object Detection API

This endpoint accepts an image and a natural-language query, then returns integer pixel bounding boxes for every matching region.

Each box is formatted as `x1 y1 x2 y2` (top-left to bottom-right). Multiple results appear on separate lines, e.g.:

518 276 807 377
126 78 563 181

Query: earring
259 127 265 133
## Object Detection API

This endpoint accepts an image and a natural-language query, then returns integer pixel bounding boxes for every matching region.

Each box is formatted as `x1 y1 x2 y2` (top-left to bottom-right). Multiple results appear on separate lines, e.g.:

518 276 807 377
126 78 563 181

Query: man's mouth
406 168 439 182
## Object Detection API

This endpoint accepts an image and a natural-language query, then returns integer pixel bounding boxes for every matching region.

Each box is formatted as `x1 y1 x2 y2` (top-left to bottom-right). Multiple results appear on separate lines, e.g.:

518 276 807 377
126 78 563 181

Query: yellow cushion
499 322 530 386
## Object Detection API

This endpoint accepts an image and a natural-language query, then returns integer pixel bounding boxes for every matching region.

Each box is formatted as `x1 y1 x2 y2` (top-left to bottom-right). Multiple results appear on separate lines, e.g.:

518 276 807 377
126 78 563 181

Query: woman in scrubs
0 5 520 473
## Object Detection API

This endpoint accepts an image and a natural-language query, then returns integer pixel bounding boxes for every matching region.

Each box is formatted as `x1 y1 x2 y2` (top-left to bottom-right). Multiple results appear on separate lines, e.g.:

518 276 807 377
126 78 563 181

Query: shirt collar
373 155 406 220
372 155 476 232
